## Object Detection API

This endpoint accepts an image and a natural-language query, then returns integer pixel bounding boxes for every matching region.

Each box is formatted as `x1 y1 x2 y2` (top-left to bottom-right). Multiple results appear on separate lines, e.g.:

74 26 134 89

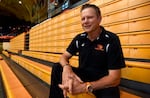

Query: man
49 4 125 98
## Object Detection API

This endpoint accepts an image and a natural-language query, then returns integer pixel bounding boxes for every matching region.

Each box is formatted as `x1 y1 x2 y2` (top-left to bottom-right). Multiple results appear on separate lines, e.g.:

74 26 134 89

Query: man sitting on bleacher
49 4 125 98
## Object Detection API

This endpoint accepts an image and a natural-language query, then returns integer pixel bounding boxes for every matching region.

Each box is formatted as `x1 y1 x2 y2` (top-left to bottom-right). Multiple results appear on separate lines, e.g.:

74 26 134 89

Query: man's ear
98 16 102 24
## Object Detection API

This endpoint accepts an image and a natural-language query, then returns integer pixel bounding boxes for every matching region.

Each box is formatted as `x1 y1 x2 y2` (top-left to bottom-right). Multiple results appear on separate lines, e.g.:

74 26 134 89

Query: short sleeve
66 35 79 55
107 35 126 69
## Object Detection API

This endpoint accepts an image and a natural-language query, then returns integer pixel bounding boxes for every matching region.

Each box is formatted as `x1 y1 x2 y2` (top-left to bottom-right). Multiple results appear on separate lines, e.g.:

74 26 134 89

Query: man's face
81 8 101 33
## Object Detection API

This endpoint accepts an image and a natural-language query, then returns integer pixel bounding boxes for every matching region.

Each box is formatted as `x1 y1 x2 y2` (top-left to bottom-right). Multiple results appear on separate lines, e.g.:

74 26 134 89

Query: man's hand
58 65 84 97
70 76 86 95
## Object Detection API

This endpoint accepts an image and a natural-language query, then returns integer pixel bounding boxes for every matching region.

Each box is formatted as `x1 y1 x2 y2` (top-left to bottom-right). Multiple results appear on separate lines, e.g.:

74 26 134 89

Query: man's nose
83 18 88 23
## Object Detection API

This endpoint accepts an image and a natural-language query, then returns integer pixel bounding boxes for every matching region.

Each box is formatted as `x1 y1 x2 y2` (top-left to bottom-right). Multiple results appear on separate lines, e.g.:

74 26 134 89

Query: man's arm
60 51 72 67
90 69 121 90
68 69 121 95
59 51 83 97
59 51 73 97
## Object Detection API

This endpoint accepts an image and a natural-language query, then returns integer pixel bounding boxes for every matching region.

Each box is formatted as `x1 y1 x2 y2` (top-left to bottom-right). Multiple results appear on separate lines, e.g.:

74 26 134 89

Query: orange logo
95 44 104 51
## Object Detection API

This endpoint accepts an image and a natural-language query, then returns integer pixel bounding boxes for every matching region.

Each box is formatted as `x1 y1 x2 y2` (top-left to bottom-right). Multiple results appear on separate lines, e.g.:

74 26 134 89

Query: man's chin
83 29 91 33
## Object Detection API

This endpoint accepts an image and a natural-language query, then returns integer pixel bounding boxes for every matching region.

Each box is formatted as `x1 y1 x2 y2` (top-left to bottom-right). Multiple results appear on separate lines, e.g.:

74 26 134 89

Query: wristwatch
63 63 70 67
86 82 93 93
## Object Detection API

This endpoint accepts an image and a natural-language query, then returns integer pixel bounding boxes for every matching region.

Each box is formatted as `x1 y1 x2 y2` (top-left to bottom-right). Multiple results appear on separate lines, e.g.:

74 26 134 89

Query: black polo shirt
66 26 125 81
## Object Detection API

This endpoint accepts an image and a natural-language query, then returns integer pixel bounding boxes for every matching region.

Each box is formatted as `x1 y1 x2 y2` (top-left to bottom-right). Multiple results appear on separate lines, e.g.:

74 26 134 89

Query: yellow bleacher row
122 61 150 84
2 51 52 84
10 54 51 85
21 51 79 68
10 32 25 53
2 49 51 85
2 50 10 57
0 56 32 98
120 31 150 60
21 50 150 85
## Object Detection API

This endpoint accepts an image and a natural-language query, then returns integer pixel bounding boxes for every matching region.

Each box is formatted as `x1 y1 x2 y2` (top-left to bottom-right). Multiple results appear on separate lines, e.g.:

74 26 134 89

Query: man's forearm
90 69 121 91
60 51 72 67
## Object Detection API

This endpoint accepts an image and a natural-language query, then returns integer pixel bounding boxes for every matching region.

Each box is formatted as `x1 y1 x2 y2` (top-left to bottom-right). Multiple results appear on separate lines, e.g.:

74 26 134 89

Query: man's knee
52 63 62 72
50 63 63 84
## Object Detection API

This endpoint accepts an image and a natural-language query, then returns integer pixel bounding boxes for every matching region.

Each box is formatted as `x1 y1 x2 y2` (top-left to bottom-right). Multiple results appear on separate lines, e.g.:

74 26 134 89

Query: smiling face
81 7 101 34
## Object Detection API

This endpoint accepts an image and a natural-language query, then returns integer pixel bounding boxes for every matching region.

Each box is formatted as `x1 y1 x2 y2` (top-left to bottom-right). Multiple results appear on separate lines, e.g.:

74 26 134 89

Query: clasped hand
58 66 85 98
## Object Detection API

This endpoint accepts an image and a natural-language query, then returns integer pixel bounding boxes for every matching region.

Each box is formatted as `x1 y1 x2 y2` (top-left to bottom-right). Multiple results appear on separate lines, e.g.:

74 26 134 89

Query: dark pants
49 63 120 98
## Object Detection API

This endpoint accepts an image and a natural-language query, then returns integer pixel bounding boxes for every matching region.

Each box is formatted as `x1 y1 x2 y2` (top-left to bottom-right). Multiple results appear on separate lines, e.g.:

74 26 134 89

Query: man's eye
81 18 85 21
88 16 93 19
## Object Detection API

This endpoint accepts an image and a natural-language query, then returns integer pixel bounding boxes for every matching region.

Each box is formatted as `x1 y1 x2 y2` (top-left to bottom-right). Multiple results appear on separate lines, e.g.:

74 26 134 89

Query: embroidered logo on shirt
81 43 85 47
95 44 104 51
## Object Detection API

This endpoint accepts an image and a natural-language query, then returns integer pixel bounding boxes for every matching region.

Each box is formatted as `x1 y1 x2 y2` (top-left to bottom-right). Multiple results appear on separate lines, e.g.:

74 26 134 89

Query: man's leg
49 63 64 98
93 86 120 98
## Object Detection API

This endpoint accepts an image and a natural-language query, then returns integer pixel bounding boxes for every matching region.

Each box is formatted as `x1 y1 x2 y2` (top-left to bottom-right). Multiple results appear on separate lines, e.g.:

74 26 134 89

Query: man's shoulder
103 29 119 40
75 32 87 39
